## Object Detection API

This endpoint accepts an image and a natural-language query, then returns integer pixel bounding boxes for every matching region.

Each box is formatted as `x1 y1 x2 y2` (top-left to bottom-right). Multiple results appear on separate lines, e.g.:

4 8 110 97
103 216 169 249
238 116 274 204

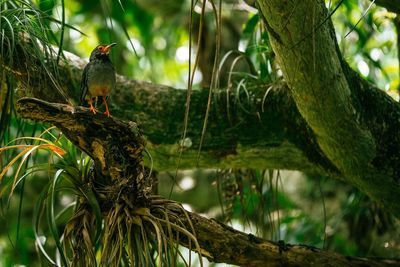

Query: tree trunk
257 0 400 217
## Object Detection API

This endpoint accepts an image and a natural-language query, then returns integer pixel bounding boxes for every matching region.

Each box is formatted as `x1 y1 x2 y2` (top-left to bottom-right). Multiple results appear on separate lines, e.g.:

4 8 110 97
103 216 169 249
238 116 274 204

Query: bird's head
89 43 117 61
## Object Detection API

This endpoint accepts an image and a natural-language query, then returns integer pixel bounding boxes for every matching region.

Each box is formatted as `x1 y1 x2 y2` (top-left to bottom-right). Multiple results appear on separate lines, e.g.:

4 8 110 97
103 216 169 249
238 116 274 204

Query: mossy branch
16 97 400 267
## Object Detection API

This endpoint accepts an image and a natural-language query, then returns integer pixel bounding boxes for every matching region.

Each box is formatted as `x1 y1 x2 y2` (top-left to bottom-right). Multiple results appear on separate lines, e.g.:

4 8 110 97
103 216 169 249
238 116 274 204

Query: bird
80 43 117 117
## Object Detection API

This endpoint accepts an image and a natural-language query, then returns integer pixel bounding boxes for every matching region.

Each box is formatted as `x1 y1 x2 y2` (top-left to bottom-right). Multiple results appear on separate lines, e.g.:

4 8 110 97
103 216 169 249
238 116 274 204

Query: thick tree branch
16 98 144 179
111 78 338 174
172 206 400 267
16 98 399 267
258 0 374 182
16 98 152 201
13 50 336 175
257 0 400 217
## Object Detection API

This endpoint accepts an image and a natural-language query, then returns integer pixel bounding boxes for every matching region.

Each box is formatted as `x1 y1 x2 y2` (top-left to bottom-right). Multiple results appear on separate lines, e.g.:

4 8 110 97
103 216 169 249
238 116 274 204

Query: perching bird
80 43 117 117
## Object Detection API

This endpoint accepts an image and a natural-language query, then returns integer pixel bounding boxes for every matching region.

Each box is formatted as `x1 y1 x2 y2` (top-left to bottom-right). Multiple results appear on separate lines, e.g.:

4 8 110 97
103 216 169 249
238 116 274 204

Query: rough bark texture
112 78 340 175
16 97 400 267
257 0 400 217
16 98 151 205
178 209 400 267
14 49 338 175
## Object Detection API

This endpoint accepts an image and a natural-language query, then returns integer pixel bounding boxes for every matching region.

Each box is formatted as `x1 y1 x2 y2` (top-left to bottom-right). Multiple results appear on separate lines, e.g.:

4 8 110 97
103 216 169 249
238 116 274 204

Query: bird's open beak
104 43 117 54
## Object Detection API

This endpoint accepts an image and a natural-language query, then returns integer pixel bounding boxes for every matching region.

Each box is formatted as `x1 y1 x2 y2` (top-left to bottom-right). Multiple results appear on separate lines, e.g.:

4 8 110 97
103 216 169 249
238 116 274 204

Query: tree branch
13 49 336 175
173 206 400 267
16 97 399 267
258 0 374 181
257 0 400 216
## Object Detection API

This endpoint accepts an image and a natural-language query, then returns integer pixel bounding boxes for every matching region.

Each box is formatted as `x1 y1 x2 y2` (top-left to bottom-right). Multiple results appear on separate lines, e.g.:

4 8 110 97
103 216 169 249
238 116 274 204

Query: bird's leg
103 97 110 117
88 98 98 114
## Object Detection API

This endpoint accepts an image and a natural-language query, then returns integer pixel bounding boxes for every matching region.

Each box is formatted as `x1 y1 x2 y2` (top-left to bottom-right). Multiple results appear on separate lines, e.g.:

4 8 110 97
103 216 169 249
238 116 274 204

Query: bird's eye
98 46 105 52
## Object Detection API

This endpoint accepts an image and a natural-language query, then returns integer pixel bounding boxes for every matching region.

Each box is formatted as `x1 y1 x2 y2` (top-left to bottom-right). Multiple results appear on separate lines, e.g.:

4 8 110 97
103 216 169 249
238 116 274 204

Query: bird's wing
79 63 90 105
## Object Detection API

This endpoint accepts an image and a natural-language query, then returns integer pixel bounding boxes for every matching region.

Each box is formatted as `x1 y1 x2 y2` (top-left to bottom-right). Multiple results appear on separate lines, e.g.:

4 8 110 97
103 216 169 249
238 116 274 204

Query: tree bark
14 49 337 175
257 0 400 217
176 207 400 267
16 97 400 267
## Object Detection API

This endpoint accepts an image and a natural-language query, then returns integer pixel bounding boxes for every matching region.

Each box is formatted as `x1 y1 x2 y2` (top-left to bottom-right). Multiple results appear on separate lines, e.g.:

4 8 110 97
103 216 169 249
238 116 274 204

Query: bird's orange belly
89 85 110 97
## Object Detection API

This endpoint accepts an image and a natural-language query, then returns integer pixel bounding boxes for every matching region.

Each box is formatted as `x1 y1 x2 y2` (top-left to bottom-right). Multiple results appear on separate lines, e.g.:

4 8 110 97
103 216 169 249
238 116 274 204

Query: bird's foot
89 105 98 114
103 99 111 117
